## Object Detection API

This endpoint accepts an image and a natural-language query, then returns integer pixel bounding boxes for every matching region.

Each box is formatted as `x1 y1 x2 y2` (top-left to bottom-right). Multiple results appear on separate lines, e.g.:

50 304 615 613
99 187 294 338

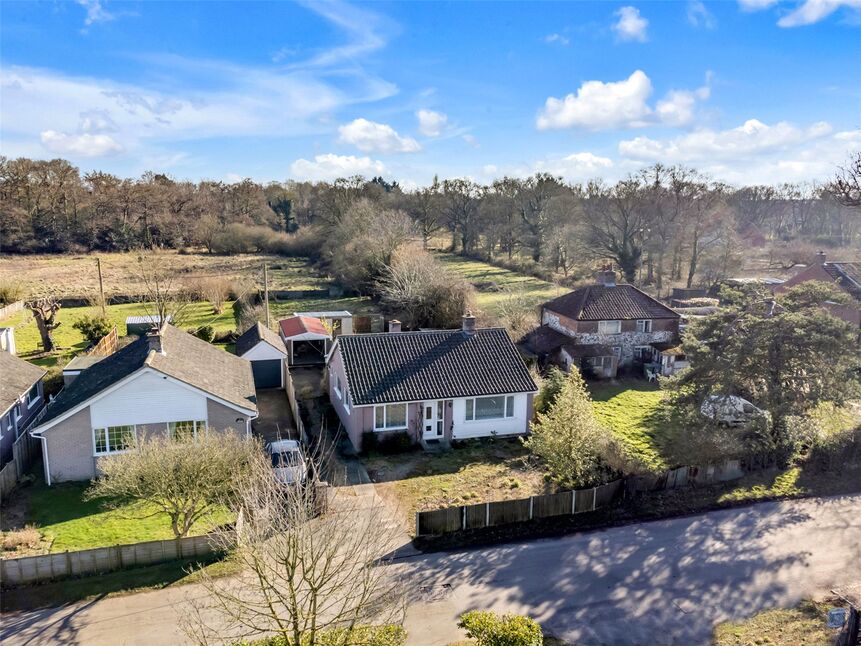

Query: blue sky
1 0 860 187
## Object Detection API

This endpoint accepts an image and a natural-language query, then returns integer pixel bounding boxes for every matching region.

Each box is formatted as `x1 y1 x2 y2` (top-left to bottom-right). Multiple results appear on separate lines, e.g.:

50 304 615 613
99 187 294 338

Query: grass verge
713 599 837 645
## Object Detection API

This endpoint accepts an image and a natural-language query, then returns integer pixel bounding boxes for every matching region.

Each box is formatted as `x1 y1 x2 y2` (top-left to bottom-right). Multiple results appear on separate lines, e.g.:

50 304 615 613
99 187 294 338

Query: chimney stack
462 311 476 336
595 267 617 287
388 319 402 333
146 326 164 354
815 250 826 264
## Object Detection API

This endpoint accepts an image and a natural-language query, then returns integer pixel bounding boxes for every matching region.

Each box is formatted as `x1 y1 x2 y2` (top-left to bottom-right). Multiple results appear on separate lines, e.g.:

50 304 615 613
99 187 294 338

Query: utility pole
96 257 106 315
263 263 271 328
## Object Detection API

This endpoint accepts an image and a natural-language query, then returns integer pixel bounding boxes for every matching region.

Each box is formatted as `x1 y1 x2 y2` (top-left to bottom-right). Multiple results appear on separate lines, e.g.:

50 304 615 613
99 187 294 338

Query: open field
0 252 326 299
589 380 669 471
363 438 554 532
269 294 381 320
434 252 564 320
1 476 231 556
712 598 836 645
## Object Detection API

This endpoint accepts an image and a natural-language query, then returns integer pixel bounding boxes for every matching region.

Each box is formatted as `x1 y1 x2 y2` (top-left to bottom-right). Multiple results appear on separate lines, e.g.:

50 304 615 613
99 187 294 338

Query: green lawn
713 599 836 645
588 380 669 471
13 478 231 553
3 301 237 367
269 294 381 319
434 252 564 318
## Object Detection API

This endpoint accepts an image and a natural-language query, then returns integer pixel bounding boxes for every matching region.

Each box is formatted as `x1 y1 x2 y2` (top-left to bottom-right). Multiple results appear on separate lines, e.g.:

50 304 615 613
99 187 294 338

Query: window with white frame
13 403 21 420
168 419 206 441
26 383 39 408
633 345 652 361
636 319 652 333
597 320 621 335
93 425 136 455
374 403 407 431
333 373 342 398
465 395 515 422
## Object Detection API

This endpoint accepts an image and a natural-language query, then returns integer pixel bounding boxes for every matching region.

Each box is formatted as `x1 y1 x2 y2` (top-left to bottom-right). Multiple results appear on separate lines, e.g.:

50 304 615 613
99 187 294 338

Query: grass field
0 251 327 299
589 380 669 471
364 438 554 532
2 477 231 555
434 252 564 319
713 599 836 645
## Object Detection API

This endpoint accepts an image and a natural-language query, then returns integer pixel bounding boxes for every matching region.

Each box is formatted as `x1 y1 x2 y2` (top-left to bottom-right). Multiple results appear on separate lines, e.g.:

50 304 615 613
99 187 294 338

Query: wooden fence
284 362 308 444
0 432 41 501
415 458 748 537
0 300 24 321
0 533 223 588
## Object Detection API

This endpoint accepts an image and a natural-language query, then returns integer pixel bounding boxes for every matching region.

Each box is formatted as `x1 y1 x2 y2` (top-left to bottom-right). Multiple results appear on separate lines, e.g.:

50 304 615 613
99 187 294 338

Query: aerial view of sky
1 0 859 187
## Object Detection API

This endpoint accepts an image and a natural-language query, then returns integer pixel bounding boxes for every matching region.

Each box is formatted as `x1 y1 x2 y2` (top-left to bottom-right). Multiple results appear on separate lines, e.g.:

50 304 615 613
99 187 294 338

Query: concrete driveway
250 388 296 444
2 494 859 645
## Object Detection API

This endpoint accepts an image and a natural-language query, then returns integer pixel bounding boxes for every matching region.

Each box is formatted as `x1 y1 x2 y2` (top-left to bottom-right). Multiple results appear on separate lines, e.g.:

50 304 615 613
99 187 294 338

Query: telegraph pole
263 263 271 328
96 257 106 315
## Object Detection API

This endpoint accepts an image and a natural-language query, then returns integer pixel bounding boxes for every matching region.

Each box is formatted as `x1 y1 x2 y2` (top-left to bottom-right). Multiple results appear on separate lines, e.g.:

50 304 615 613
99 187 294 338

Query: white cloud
544 33 570 45
462 134 479 148
687 1 718 28
40 130 123 157
289 153 386 181
77 0 114 26
778 0 861 26
537 70 712 130
416 109 448 137
78 109 118 133
613 6 649 42
738 0 779 10
295 0 391 67
337 118 420 153
532 152 614 181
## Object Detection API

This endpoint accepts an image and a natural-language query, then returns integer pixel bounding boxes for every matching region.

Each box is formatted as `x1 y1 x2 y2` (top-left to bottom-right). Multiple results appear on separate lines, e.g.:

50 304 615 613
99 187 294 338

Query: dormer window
598 320 622 335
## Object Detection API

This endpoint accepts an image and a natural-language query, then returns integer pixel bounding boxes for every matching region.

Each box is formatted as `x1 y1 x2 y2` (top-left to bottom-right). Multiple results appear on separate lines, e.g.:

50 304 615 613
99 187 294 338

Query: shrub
377 432 415 455
458 611 543 646
2 525 42 551
194 325 215 342
72 314 113 345
361 431 379 454
0 281 24 306
42 365 64 398
534 366 566 415
233 295 267 332
237 624 407 646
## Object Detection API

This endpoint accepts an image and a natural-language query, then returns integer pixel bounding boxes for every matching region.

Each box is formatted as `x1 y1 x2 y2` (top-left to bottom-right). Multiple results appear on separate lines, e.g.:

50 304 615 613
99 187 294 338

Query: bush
194 325 215 342
42 365 64 398
0 281 24 306
458 611 543 646
233 295 267 332
361 432 379 454
237 624 407 646
72 314 113 345
377 433 415 455
534 366 566 415
2 525 42 552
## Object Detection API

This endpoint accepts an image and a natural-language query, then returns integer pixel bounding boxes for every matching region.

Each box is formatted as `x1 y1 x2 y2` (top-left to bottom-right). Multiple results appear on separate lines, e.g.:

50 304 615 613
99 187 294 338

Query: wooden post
592 487 598 511
96 257 106 315
263 263 271 328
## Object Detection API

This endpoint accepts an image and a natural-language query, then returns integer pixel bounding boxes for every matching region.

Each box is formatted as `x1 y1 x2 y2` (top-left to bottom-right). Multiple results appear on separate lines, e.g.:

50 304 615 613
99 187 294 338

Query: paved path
2 494 859 645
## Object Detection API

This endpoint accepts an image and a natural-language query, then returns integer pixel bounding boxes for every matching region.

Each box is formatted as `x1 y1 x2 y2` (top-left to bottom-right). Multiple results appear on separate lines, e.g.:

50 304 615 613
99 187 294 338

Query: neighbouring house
279 316 332 366
125 314 172 336
0 347 47 467
777 251 861 327
29 323 257 485
327 313 537 452
236 321 289 389
62 355 106 386
522 269 681 379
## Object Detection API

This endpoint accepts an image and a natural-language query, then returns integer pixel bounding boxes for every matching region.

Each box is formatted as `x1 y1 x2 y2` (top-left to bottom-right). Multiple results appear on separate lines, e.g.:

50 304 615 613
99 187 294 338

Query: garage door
251 359 282 389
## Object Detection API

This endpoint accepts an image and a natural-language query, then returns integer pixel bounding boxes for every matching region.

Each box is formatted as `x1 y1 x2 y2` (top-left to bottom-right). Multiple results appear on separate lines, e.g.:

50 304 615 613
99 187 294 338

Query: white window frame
464 395 515 422
333 374 342 399
26 383 40 409
373 403 408 431
636 319 652 333
168 419 207 441
93 425 137 456
598 320 622 335
633 345 652 361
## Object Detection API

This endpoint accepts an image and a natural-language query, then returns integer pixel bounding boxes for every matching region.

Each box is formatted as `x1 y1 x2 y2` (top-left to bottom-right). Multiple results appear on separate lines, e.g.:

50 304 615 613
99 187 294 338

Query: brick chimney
462 311 476 336
388 319 402 333
595 267 617 287
815 250 826 264
146 326 164 354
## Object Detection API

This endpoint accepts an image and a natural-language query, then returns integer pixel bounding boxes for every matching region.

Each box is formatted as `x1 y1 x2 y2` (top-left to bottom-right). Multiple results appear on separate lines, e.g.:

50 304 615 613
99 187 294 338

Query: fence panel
574 488 595 513
532 491 574 519
0 462 19 500
594 480 622 508
0 301 24 321
464 503 488 530
487 498 531 526
416 507 462 536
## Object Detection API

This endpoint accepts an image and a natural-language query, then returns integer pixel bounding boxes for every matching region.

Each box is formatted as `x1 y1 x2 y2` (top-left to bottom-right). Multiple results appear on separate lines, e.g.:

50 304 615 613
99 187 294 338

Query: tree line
2 153 859 291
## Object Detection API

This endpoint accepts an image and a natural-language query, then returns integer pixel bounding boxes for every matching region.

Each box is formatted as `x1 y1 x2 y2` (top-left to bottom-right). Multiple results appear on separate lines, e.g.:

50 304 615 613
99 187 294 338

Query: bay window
93 425 136 455
598 320 621 334
374 403 407 431
465 395 515 422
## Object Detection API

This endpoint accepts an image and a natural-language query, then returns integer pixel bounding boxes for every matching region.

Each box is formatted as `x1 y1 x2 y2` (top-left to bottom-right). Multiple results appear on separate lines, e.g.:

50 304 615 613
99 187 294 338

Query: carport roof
279 316 330 340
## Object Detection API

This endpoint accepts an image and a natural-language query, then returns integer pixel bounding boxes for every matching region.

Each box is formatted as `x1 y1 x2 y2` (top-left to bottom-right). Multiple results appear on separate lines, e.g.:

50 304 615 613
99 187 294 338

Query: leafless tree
25 297 61 352
182 446 407 646
136 250 196 326
829 151 861 209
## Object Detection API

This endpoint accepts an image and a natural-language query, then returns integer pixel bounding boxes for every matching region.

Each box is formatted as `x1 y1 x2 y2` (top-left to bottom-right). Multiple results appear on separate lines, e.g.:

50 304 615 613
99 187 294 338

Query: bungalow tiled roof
36 324 256 427
519 326 572 356
821 262 861 301
335 328 537 406
543 284 679 321
0 352 47 414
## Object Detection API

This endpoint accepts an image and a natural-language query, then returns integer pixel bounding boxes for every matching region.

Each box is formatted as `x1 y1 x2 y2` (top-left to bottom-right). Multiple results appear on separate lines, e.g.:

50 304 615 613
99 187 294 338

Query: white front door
423 400 444 439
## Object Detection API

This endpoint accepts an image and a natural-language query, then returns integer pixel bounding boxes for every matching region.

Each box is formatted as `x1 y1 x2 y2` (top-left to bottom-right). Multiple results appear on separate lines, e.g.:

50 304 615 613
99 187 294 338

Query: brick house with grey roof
522 270 681 378
29 323 257 484
0 348 47 467
327 314 537 451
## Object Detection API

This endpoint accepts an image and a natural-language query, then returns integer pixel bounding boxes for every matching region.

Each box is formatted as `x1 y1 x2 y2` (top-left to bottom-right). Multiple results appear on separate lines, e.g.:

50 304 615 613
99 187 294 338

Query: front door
423 400 444 439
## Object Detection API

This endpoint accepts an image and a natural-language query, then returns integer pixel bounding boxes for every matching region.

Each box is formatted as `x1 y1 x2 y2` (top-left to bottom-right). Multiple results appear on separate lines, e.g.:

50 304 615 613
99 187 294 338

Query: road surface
2 494 859 645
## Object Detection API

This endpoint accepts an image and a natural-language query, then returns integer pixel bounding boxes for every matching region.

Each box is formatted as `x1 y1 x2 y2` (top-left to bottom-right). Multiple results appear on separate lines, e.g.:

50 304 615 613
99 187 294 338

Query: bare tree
442 178 482 254
25 297 61 352
136 250 195 325
182 446 407 646
406 178 443 248
829 151 861 209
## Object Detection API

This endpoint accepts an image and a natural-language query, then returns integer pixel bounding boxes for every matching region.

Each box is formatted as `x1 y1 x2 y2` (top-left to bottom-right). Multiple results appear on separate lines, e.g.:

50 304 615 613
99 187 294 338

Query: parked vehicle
700 395 766 427
268 439 307 485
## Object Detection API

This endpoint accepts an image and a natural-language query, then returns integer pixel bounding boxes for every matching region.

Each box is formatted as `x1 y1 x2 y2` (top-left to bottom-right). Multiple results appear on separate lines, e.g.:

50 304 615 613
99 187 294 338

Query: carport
279 316 332 366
